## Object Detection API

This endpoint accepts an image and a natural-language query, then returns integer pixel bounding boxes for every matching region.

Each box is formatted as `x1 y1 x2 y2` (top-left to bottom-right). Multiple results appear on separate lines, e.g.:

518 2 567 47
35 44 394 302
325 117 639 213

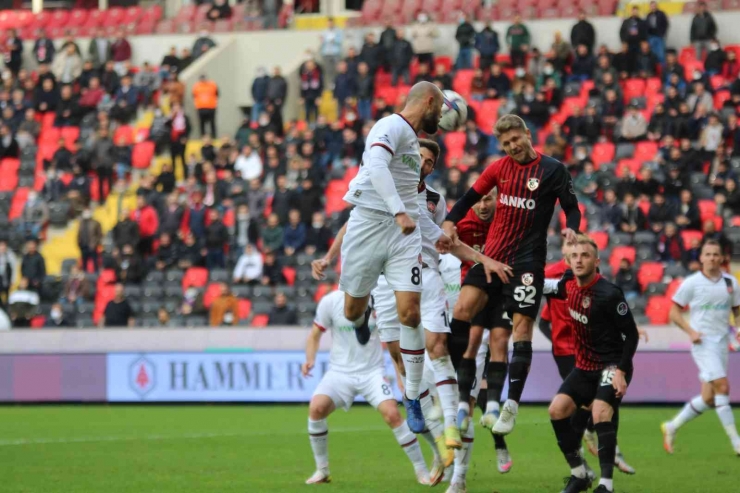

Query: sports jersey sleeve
433 192 447 226
419 205 444 244
555 166 581 232
611 289 639 372
543 269 573 299
369 118 403 156
732 277 740 308
313 296 334 332
671 277 694 308
446 161 500 224
365 120 407 216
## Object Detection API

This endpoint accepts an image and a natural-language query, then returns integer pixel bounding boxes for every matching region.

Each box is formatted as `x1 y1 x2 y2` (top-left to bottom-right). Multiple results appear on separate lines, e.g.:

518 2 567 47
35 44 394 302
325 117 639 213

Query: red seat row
0 6 162 37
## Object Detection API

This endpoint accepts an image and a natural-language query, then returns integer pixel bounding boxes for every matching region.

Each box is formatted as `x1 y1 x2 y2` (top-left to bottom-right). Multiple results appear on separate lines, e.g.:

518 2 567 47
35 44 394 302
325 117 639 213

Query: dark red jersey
543 260 576 357
456 208 492 280
552 273 639 372
471 153 580 270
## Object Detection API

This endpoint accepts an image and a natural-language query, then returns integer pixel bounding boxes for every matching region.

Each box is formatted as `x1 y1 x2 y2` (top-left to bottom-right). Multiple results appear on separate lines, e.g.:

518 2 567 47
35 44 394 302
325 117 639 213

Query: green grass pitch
0 405 736 492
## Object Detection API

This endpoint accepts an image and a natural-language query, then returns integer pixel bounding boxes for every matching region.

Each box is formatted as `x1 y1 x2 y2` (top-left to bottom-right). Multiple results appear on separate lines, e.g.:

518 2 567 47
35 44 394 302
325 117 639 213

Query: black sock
572 407 591 438
493 433 507 450
477 388 488 414
551 417 583 468
458 358 477 404
586 416 595 433
486 361 508 404
612 406 620 436
595 422 616 480
507 341 532 402
447 318 471 370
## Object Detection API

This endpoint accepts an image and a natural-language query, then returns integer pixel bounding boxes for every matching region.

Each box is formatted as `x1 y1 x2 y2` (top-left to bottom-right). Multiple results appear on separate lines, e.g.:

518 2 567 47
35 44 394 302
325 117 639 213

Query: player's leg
612 406 636 474
711 377 740 453
421 354 454 477
447 422 474 493
456 324 483 425
426 328 463 450
448 264 491 369
591 399 617 493
481 325 510 426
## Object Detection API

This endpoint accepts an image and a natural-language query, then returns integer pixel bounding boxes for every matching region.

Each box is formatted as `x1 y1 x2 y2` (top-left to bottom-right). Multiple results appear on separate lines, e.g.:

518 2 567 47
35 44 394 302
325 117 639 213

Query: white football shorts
421 267 449 334
340 207 423 298
313 369 395 411
372 275 400 343
691 337 729 383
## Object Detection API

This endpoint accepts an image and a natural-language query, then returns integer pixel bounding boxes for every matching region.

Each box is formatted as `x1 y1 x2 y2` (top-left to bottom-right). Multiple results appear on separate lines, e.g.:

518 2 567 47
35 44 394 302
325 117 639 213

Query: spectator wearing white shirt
234 145 263 181
233 244 264 285
8 277 39 328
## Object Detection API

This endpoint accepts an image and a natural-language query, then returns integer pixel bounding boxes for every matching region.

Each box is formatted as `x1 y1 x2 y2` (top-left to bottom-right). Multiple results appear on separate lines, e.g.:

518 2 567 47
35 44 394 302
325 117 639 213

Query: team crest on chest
521 273 534 286
527 177 540 191
582 296 591 309
427 201 436 213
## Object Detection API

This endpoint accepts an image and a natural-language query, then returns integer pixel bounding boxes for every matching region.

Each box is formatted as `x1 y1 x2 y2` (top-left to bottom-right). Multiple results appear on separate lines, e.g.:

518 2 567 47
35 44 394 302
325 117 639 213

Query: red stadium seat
637 262 665 289
238 299 252 320
282 266 296 286
61 126 80 145
48 9 70 28
609 246 636 273
698 199 717 222
314 283 332 303
155 20 175 34
616 158 643 178
724 0 740 9
634 141 658 162
714 90 731 109
590 231 609 250
623 78 646 104
644 77 662 95
0 11 17 30
203 283 223 308
252 314 269 327
680 230 703 249
123 7 143 24
645 296 671 324
477 6 499 22
142 5 164 22
183 267 209 290
476 99 502 133
444 132 466 162
666 279 683 299
590 143 615 168
683 59 704 80
132 141 155 169
452 69 475 99
30 315 46 329
68 9 89 27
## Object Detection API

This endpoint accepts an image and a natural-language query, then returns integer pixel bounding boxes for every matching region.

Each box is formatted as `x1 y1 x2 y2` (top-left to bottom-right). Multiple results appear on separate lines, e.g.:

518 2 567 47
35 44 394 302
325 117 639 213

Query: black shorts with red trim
462 262 544 320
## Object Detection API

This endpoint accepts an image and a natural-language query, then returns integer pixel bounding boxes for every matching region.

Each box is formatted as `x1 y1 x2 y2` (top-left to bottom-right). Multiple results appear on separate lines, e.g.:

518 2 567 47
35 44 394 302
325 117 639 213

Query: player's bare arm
669 302 702 344
312 223 347 280
302 324 323 377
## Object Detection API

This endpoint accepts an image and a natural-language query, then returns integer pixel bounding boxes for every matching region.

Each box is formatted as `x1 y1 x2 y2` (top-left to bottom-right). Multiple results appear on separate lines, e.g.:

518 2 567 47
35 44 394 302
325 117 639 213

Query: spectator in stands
208 0 232 20
454 12 476 70
246 178 267 218
648 192 675 232
152 232 177 272
646 1 669 63
131 196 158 257
261 250 285 286
193 30 216 60
8 277 38 327
469 69 486 103
178 232 206 270
299 59 323 122
601 89 624 140
156 307 170 327
284 208 307 256
233 144 262 181
102 283 135 327
266 66 287 111
724 50 740 81
360 32 383 76
573 161 599 205
319 18 343 84
635 40 659 77
183 191 208 238
251 67 269 123
413 61 433 84
19 191 48 240
205 208 229 269
614 258 640 300
157 194 183 238
99 60 120 95
704 40 727 76
475 22 499 72
571 10 595 54
691 1 718 61
268 291 298 326
54 85 80 128
21 240 45 293
3 29 22 75
620 5 647 55
233 204 260 249
305 212 332 255
444 167 466 201
657 222 685 263
0 241 14 307
192 74 219 138
486 63 511 100
263 0 279 29
506 14 530 68
410 12 438 69
619 104 648 142
209 283 238 327
233 244 263 285
675 189 701 230
16 108 39 149
180 47 195 72
53 44 83 85
160 46 180 75
0 123 18 159
570 44 595 82
76 208 102 274
115 243 144 285
431 62 452 91
61 264 90 309
333 61 357 111
111 30 132 77
33 29 55 66
700 113 725 162
702 218 732 260
550 31 572 74
619 192 647 233
47 302 71 327
112 209 139 251
389 28 413 87
356 62 374 122
88 28 112 69
262 212 284 253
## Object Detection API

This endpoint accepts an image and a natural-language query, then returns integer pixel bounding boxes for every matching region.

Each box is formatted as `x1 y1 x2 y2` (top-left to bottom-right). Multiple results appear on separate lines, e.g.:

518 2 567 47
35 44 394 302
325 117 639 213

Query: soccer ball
438 90 468 131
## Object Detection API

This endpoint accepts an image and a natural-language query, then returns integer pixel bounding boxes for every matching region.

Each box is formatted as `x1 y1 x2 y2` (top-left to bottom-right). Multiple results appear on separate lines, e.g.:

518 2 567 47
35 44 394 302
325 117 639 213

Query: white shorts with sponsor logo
421 267 449 334
313 369 394 411
372 275 400 343
471 329 490 401
691 337 729 383
340 207 423 298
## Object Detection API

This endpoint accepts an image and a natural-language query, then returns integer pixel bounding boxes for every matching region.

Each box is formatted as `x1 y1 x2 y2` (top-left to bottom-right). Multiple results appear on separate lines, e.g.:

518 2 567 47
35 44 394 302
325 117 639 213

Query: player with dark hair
443 114 581 435
543 236 640 493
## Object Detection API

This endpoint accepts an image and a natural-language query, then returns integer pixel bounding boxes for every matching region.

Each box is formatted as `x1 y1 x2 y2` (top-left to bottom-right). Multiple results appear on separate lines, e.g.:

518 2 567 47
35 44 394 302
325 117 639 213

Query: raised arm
301 324 324 377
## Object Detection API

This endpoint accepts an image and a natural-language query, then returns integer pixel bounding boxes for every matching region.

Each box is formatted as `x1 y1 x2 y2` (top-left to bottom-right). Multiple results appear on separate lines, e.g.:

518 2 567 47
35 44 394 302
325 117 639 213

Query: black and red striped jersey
471 153 579 269
551 273 639 372
456 208 492 280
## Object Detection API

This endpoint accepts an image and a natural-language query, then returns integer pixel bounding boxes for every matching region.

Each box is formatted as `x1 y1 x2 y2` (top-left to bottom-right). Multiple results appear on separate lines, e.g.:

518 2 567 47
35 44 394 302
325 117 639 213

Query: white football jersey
672 271 740 343
313 290 383 374
418 184 447 270
344 114 421 218
439 253 462 320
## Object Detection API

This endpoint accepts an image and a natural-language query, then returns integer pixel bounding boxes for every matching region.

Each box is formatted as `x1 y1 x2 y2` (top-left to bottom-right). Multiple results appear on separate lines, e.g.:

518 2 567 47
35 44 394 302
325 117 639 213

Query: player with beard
443 114 581 436
543 236 639 493
339 82 448 432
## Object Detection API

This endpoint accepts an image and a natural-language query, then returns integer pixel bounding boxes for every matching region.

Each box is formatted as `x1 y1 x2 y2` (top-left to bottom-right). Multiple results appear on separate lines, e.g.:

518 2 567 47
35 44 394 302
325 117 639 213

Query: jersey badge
427 200 437 213
527 177 540 191
582 296 591 309
521 273 534 286
353 190 362 198
617 302 628 316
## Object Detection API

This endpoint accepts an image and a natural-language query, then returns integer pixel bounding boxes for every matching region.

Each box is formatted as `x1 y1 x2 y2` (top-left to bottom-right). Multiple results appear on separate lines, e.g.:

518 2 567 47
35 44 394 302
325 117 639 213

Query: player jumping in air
302 290 432 485
339 81 447 432
662 239 740 456
542 243 638 476
543 236 639 493
443 114 581 436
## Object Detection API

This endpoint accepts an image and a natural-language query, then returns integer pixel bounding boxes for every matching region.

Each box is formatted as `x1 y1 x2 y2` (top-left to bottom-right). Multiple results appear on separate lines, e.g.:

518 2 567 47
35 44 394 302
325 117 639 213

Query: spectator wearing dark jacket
571 11 596 53
251 67 270 122
676 189 702 230
647 192 676 232
455 13 476 70
20 240 45 292
691 2 718 60
570 44 595 81
78 209 102 273
261 251 285 286
4 30 22 75
268 291 298 326
333 61 357 109
646 1 669 62
177 232 205 269
635 40 659 77
390 29 414 87
360 32 383 75
262 213 285 254
305 212 332 255
159 193 184 237
299 59 323 123
657 223 685 263
154 233 178 271
704 41 726 75
356 62 374 121
272 175 297 224
33 31 55 65
283 209 307 255
115 244 144 285
620 6 648 55
614 259 640 299
183 193 208 238
486 63 511 99
54 85 80 127
475 24 500 71
112 210 140 250
619 192 647 233
204 209 229 269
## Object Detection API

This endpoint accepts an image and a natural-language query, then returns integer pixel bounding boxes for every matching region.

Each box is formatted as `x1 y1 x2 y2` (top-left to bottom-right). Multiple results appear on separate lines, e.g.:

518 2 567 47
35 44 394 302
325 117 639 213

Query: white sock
393 423 427 471
308 418 329 470
451 425 474 483
714 394 740 444
400 324 425 400
430 355 459 429
486 399 500 415
670 395 709 430
598 478 613 491
571 464 586 479
420 389 444 448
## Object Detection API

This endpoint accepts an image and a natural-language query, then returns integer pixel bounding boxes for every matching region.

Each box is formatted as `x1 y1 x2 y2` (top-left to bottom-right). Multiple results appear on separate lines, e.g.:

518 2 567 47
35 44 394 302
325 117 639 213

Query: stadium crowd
1 1 740 329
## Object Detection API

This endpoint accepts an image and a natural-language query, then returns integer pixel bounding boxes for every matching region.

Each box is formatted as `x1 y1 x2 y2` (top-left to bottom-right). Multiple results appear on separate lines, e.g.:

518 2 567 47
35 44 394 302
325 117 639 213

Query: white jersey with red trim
672 271 740 343
418 184 446 270
344 114 421 218
313 290 382 374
